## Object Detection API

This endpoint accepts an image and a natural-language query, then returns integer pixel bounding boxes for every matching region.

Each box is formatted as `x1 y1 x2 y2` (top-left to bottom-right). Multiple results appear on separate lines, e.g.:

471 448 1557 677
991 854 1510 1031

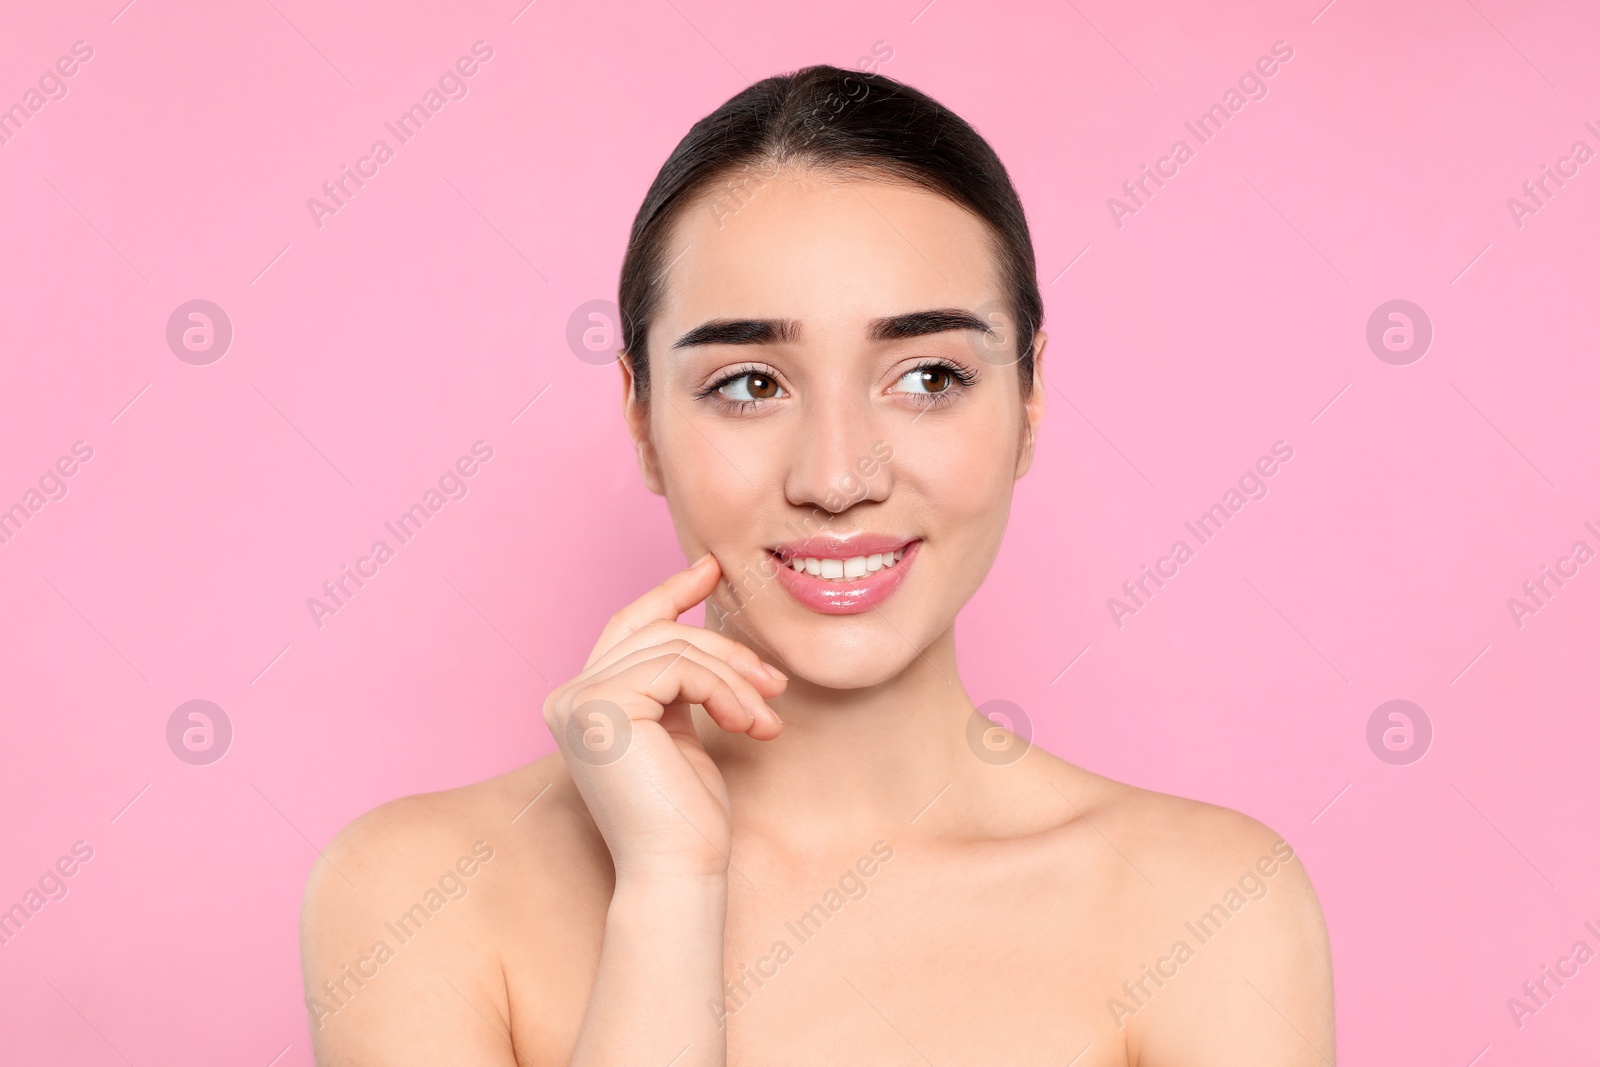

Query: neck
697 621 979 853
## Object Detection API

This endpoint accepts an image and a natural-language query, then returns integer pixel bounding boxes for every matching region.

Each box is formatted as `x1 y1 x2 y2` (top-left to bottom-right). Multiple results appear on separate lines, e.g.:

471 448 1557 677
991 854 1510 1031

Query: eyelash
694 360 980 414
898 361 979 412
692 363 769 414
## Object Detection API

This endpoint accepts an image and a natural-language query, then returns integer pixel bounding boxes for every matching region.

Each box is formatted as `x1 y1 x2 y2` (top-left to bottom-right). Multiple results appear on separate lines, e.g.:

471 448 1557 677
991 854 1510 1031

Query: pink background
2 0 1597 1062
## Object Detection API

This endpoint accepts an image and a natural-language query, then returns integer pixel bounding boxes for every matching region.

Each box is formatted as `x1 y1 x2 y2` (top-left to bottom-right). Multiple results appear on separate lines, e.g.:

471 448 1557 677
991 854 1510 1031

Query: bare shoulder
1062 764 1318 899
299 753 607 1066
1036 757 1334 1064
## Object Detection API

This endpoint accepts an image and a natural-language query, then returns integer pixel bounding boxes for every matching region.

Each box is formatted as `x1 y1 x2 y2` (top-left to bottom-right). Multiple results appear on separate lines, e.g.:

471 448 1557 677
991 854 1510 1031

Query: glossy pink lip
770 533 916 563
768 538 921 615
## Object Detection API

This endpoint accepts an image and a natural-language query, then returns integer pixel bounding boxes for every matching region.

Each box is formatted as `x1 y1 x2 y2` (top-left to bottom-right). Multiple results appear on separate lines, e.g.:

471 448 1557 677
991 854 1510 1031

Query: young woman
301 64 1335 1065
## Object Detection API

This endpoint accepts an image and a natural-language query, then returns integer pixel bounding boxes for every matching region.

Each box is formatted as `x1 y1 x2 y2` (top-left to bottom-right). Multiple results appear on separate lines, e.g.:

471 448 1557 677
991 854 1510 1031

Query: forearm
570 874 730 1067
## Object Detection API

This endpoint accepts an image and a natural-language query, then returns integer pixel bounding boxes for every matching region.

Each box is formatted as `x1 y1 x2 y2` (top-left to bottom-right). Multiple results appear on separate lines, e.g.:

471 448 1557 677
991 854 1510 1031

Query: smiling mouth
769 546 908 582
763 539 922 615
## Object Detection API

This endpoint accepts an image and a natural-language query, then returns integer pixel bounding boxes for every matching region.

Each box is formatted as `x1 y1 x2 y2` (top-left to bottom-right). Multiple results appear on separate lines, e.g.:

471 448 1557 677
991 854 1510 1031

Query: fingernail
764 662 787 681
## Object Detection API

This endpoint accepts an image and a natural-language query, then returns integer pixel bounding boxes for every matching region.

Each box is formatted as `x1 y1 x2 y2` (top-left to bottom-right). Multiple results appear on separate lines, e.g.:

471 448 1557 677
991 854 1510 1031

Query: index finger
585 551 722 670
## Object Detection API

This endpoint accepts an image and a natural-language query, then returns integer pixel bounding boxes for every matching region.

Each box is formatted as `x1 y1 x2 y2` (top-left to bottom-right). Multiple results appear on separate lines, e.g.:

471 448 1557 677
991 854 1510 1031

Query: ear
1014 330 1047 480
619 352 666 496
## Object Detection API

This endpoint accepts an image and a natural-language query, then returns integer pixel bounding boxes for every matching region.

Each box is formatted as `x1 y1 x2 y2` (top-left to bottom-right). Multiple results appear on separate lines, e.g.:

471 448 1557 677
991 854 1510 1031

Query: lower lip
770 541 921 615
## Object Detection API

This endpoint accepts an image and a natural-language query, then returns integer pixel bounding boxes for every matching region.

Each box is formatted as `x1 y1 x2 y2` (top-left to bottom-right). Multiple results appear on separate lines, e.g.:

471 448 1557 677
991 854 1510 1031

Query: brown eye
895 365 952 395
716 371 785 402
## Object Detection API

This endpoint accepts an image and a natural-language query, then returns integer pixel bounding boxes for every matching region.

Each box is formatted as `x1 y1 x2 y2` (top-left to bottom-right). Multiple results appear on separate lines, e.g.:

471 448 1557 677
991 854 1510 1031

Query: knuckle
569 684 606 710
653 651 695 674
707 671 738 701
655 653 701 681
606 612 642 640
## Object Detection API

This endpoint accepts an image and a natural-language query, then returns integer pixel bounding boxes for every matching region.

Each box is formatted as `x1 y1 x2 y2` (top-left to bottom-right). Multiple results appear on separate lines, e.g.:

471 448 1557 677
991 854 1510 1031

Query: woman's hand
543 551 786 885
547 553 784 1065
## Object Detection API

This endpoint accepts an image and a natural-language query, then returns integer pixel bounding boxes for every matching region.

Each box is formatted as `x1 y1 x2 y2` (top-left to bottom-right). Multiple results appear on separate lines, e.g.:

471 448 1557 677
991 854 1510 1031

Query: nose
783 382 892 514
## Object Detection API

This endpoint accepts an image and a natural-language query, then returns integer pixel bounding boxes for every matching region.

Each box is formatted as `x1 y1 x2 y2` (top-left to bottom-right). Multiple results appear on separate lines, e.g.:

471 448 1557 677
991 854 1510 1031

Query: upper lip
769 534 918 562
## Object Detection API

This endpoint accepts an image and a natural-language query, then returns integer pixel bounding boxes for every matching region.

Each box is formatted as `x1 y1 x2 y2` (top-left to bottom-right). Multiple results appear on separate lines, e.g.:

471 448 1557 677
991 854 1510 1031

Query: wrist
612 866 728 902
610 869 726 926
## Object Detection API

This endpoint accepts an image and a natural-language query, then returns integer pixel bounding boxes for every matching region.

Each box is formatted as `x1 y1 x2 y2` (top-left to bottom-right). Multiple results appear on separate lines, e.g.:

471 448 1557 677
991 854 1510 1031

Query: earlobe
636 436 666 496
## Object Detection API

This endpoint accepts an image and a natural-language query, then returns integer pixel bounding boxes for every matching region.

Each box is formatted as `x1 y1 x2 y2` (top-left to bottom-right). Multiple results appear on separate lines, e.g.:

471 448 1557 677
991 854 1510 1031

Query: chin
713 601 924 690
778 637 916 691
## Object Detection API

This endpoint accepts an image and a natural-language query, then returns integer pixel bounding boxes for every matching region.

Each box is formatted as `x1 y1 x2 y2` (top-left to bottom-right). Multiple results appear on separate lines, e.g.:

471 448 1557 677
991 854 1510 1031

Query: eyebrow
669 308 995 350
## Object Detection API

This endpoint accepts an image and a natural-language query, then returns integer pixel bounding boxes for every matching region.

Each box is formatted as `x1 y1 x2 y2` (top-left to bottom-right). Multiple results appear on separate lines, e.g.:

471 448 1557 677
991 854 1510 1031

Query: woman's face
624 167 1045 690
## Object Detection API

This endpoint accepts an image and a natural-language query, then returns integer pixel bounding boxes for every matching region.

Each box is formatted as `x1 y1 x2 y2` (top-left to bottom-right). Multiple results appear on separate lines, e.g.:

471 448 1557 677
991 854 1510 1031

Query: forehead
652 168 1004 341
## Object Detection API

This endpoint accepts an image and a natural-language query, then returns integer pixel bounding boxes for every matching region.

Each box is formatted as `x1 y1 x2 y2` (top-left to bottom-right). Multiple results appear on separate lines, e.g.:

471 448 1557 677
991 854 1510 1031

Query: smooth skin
301 167 1334 1065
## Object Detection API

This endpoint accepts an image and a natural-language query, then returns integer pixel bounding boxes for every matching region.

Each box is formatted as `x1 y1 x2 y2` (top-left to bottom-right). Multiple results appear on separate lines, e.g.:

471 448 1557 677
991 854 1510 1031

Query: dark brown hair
617 63 1043 404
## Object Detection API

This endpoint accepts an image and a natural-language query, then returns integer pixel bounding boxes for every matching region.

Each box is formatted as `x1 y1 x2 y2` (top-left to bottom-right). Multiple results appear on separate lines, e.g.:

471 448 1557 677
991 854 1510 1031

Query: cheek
656 420 763 534
903 412 1018 525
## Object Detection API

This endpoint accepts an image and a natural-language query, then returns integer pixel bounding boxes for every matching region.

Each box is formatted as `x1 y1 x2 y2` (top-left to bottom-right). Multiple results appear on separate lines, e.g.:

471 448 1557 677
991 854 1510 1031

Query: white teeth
783 548 909 582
